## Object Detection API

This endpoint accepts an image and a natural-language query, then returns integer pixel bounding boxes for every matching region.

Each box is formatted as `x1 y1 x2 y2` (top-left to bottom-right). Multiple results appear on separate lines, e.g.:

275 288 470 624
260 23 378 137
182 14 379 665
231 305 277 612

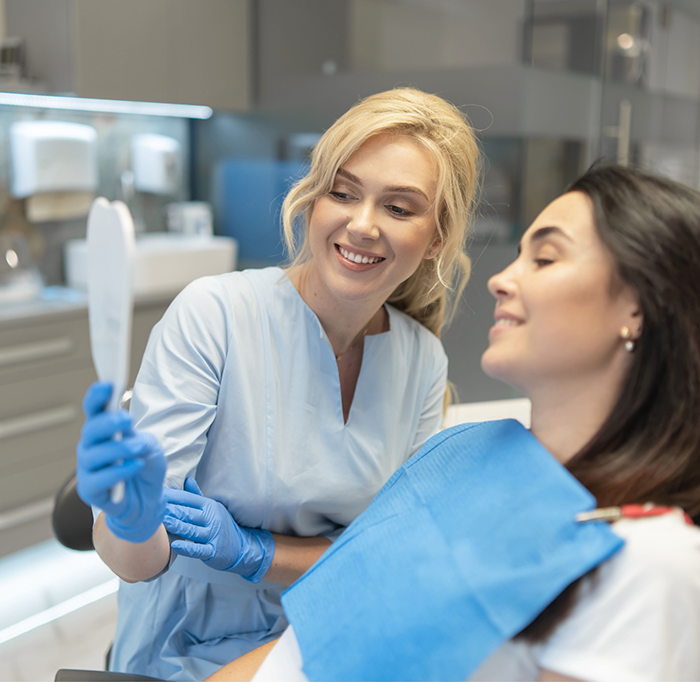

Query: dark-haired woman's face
481 191 641 395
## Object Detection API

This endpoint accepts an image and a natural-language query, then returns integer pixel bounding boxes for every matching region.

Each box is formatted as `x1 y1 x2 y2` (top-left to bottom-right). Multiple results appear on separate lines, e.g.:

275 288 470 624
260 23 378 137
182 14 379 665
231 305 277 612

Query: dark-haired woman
211 165 700 682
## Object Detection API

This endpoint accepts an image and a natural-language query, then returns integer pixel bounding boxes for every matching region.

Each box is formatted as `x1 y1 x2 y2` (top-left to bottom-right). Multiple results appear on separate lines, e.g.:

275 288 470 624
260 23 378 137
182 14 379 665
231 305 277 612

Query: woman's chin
480 354 519 390
480 350 502 378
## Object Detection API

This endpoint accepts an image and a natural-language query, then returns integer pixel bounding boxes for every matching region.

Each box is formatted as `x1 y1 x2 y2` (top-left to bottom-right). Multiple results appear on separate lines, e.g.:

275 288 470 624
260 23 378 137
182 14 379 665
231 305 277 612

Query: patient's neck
528 373 621 465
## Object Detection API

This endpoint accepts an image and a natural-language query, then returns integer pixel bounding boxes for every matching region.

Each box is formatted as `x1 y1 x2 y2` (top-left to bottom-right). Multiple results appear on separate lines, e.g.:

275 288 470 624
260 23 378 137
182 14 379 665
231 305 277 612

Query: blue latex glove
163 477 275 583
76 381 166 544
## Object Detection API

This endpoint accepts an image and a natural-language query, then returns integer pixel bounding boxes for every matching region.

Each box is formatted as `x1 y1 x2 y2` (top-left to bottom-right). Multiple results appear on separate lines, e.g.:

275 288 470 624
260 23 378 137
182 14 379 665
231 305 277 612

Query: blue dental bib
282 420 623 682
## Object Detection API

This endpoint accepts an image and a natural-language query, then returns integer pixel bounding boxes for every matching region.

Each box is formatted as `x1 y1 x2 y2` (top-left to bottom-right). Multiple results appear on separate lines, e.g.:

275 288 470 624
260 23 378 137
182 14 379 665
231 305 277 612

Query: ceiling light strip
0 92 213 119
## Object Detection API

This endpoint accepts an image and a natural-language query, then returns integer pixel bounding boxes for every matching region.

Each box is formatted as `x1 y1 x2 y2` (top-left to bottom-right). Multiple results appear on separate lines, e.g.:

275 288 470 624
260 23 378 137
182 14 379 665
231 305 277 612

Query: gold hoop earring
620 326 635 352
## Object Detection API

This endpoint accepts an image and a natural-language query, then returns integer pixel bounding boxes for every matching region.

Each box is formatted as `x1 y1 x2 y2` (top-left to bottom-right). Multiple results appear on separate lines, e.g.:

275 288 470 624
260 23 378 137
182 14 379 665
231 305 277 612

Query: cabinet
5 0 251 111
0 296 171 540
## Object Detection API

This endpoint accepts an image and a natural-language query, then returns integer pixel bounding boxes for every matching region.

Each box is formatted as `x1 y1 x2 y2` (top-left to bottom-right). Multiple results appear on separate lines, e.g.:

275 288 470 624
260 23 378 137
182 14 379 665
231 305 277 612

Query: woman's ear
619 284 643 340
424 235 443 260
629 309 644 340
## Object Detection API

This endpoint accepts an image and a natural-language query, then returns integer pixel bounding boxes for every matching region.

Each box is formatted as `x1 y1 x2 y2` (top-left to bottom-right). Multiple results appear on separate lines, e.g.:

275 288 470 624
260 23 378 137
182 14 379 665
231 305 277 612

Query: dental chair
52 472 95 552
52 472 164 682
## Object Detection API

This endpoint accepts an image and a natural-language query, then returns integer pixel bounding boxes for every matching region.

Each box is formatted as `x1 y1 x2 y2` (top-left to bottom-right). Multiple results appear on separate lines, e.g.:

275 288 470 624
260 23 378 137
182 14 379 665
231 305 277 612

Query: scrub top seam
256 278 276 530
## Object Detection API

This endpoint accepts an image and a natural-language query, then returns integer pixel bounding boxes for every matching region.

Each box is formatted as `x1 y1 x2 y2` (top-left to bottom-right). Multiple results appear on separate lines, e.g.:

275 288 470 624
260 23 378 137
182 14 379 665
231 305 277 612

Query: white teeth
339 246 383 264
495 318 520 327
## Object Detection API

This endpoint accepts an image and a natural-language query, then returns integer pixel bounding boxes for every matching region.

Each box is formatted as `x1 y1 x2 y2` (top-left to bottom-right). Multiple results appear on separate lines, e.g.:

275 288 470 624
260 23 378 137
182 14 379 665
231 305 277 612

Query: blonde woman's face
306 134 441 309
481 191 641 394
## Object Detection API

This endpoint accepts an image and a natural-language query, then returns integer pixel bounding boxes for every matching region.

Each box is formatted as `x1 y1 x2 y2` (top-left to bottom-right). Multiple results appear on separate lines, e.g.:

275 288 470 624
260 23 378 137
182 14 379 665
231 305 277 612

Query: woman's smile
336 244 386 267
489 311 524 337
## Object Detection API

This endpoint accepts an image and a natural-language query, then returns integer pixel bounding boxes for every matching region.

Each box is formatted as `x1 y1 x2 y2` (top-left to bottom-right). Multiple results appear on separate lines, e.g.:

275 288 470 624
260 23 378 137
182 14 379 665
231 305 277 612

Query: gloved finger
133 430 161 452
77 459 145 500
184 477 204 496
162 487 207 510
162 502 207 526
162 514 211 543
170 539 214 561
118 433 158 459
80 410 133 447
82 382 114 417
77 439 147 471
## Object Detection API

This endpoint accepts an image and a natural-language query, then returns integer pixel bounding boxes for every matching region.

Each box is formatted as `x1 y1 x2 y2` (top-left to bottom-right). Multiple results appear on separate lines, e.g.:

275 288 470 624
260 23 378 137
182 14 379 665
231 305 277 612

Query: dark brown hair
519 164 700 641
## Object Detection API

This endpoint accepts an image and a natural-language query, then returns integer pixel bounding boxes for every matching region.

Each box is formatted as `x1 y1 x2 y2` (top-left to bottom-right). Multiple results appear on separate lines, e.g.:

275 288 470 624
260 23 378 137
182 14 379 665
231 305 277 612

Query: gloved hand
76 381 166 544
163 477 275 583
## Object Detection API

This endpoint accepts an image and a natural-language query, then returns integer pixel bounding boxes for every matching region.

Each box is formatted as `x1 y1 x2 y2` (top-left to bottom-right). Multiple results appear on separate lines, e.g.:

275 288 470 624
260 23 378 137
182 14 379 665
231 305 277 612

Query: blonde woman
75 88 480 680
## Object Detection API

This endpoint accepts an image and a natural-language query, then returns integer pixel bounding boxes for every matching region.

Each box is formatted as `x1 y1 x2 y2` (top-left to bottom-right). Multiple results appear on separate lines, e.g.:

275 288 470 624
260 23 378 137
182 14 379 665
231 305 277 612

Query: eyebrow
518 225 573 253
335 167 430 202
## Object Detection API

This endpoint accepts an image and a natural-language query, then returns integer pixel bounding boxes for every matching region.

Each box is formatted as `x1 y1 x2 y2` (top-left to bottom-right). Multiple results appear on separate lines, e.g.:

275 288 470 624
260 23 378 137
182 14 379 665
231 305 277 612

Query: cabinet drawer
0 299 171 512
0 366 95 423
0 443 77 512
0 314 92 386
0 367 95 504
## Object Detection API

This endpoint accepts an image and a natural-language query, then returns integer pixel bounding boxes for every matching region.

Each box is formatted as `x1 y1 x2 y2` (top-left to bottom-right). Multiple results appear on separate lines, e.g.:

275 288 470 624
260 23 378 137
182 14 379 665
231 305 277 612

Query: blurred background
0 1 699 678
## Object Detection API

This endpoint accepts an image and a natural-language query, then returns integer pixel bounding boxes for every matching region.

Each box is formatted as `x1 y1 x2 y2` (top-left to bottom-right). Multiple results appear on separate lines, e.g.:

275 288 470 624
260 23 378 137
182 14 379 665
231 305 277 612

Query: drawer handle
0 405 79 441
0 496 54 531
0 337 75 368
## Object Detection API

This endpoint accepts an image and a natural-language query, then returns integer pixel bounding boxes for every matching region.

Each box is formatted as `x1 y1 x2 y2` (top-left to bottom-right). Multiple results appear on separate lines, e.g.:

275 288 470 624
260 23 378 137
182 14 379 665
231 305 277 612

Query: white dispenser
9 120 98 222
131 134 181 195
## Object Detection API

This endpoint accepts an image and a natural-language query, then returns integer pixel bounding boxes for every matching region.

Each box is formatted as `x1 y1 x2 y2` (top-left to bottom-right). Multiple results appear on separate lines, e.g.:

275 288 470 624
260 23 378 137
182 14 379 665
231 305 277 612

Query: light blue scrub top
109 267 448 681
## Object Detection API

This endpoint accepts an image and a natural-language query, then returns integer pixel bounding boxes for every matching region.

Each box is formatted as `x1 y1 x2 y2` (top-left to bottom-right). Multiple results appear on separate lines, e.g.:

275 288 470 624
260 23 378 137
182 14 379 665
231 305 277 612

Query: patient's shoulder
536 512 700 681
608 511 700 582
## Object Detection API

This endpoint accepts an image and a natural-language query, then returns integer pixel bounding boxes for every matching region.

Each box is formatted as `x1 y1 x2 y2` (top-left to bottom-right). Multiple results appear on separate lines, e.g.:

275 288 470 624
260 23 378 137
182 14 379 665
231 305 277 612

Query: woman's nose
487 265 515 299
347 202 380 240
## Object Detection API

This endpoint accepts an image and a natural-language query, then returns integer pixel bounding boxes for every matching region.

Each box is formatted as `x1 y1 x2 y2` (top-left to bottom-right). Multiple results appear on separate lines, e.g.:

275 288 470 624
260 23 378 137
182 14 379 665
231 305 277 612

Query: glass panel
600 1 700 187
519 1 602 232
526 0 604 76
474 139 524 244
604 1 652 86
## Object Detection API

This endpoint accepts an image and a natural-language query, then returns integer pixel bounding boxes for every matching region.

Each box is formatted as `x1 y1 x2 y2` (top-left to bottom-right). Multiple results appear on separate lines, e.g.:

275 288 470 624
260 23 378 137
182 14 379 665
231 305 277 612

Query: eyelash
534 258 554 267
329 192 414 218
387 205 413 217
330 191 355 201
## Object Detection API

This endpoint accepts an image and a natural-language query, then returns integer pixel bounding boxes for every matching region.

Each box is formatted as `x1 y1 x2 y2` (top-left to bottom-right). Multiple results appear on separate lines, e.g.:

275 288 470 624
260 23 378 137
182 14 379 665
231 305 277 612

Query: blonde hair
282 87 480 340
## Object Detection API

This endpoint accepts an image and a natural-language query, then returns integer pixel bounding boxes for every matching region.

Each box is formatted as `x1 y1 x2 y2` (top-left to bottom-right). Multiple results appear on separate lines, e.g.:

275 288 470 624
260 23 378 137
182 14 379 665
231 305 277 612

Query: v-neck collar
277 267 393 347
276 268 393 427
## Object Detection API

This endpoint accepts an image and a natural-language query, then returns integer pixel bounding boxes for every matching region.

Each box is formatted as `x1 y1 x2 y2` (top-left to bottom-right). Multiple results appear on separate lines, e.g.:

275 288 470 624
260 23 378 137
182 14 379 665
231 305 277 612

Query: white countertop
0 285 177 328
0 286 88 325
